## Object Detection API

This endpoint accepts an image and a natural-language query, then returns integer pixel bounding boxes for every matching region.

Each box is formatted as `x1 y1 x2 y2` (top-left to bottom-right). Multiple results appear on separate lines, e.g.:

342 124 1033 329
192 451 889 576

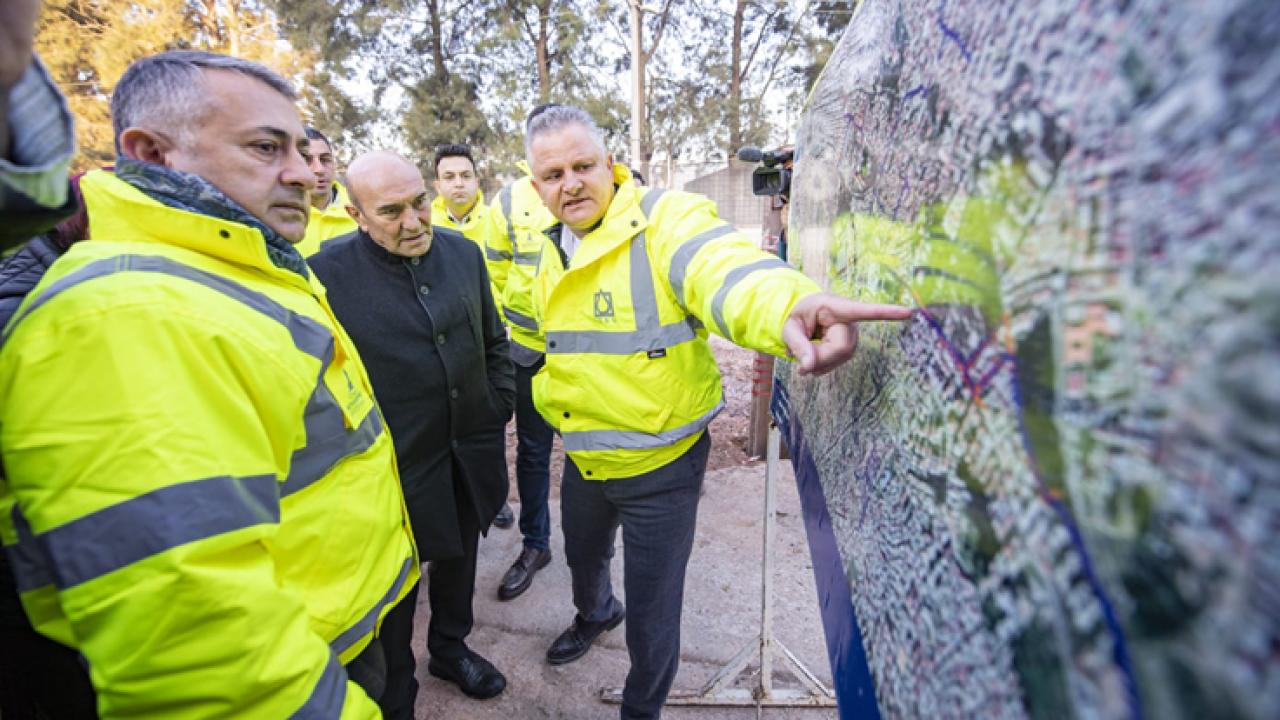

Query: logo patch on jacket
593 290 615 319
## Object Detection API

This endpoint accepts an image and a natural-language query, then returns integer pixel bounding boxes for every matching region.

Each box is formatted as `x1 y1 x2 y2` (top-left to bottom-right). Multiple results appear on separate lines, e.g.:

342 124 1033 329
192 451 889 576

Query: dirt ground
413 339 838 719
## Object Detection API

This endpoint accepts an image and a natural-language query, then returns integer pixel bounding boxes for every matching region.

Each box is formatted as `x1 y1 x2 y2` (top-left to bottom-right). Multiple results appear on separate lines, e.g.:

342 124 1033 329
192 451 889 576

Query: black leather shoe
498 546 552 601
492 503 514 529
546 606 625 666
427 651 507 700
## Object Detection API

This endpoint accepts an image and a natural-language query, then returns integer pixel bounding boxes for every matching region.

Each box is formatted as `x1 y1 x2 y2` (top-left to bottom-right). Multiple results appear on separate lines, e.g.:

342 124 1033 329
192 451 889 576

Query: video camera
737 146 794 200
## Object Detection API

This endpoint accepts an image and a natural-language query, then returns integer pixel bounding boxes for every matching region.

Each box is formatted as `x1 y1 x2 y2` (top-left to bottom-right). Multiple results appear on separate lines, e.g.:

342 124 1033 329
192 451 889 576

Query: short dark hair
305 127 333 149
433 144 475 176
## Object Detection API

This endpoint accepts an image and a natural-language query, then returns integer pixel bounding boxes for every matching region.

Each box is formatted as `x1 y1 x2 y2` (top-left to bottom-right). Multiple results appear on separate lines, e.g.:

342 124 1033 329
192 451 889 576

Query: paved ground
409 442 839 720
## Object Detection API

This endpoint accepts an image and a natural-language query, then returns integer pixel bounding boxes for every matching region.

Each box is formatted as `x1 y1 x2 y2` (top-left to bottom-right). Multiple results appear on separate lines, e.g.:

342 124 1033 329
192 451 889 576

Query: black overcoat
310 227 515 560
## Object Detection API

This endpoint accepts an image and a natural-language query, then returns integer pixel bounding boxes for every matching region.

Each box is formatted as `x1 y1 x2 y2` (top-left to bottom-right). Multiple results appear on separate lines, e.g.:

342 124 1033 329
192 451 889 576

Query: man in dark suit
309 150 515 710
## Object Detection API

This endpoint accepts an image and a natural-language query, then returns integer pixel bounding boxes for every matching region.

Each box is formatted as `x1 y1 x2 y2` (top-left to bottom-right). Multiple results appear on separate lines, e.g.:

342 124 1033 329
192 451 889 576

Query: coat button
219 229 231 238
450 388 459 399
411 257 420 266
451 439 458 449
419 284 430 295
548 340 557 349
585 470 593 477
630 220 638 227
437 333 447 345
563 411 570 418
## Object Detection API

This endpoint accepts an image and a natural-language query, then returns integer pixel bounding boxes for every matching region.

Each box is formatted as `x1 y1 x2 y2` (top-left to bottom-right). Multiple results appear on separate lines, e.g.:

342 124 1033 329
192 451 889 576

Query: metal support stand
602 426 837 715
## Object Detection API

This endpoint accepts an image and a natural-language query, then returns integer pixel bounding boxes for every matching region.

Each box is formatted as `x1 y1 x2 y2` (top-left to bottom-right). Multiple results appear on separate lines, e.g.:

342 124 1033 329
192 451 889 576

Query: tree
482 0 627 173
38 0 313 171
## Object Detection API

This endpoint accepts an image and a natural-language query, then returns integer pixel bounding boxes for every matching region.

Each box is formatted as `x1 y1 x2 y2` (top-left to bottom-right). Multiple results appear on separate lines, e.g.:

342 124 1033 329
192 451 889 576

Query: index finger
820 302 915 325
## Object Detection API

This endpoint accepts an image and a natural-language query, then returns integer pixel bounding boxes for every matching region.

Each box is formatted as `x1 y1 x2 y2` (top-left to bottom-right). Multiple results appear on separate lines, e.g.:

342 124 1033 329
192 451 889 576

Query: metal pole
760 426 780 697
629 0 645 178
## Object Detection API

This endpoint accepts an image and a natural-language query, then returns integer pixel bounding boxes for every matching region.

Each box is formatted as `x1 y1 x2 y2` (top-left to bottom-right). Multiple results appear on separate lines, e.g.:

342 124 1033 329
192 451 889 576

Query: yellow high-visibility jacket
431 191 501 304
431 190 490 248
532 163 821 479
296 181 358 257
486 173 558 364
0 170 418 719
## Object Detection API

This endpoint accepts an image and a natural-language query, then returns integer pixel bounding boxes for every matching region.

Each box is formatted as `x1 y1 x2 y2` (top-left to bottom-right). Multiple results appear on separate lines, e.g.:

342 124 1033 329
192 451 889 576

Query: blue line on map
965 334 991 366
892 173 910 219
938 0 973 63
1009 378 1145 720
975 352 1013 389
904 84 928 101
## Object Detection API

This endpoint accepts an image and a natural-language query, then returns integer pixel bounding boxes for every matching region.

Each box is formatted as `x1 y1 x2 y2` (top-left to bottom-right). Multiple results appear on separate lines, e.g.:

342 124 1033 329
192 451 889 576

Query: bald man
309 151 515 709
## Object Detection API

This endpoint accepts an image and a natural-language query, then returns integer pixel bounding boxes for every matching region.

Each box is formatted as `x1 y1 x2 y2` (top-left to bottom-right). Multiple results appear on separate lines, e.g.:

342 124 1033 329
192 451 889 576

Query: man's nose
284 146 317 191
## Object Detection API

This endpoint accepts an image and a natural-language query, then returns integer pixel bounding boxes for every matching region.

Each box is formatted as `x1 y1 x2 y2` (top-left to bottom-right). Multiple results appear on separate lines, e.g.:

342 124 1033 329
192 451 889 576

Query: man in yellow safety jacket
0 51 418 719
294 126 358 257
524 104 912 719
484 147 561 602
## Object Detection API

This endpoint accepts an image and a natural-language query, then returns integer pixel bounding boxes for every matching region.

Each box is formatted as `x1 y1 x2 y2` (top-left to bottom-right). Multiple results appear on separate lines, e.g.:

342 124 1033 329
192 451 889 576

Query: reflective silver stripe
283 382 384 497
667 224 735 307
640 187 666 215
544 227 702 355
499 186 515 246
561 399 724 453
711 258 789 340
10 475 278 592
2 255 333 361
510 341 544 367
485 246 512 261
513 250 540 266
6 506 53 591
546 320 697 355
503 306 539 331
630 232 660 330
330 555 415 657
289 652 348 719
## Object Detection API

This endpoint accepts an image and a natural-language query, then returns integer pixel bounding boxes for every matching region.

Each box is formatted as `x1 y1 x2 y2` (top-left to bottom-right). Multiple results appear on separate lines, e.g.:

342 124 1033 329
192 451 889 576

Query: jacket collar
313 181 353 221
81 168 313 290
430 190 486 228
113 157 308 279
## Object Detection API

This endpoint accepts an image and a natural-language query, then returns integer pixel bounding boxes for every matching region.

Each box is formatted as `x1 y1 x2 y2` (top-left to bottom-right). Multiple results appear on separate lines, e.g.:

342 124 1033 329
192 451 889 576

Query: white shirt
560 224 582 264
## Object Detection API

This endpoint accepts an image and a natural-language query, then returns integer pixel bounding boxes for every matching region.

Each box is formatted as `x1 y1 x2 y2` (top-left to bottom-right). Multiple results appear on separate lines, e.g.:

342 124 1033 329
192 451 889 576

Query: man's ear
118 127 176 166
606 152 614 170
344 203 366 232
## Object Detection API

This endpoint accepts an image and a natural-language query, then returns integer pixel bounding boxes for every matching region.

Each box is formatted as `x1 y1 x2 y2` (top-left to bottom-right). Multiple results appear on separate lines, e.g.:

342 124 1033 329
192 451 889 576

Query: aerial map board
772 1 1278 718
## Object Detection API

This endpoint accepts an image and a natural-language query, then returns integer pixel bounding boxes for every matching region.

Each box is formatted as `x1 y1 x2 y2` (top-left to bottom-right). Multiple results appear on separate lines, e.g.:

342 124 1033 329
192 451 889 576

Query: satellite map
775 0 1279 718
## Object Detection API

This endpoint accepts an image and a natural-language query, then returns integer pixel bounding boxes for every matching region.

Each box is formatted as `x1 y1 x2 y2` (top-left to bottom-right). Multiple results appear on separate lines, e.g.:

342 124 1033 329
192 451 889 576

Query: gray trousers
560 431 711 720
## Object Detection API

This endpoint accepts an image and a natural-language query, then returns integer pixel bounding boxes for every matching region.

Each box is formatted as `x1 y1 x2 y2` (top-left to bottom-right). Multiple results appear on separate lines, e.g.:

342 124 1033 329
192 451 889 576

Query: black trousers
0 553 97 719
345 582 420 720
425 470 483 661
560 432 711 720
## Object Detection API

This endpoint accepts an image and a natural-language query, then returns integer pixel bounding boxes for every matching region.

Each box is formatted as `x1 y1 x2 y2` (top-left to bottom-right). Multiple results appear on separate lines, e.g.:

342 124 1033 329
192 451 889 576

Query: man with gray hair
523 104 912 718
0 50 419 718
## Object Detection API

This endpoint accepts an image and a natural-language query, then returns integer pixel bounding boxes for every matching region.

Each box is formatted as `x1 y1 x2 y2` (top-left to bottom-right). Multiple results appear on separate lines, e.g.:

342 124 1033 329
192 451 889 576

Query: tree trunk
536 0 551 102
428 0 447 78
728 0 745 162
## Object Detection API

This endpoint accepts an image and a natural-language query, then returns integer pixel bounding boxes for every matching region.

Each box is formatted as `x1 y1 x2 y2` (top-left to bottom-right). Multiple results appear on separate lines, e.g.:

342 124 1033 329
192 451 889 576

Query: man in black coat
309 150 515 710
